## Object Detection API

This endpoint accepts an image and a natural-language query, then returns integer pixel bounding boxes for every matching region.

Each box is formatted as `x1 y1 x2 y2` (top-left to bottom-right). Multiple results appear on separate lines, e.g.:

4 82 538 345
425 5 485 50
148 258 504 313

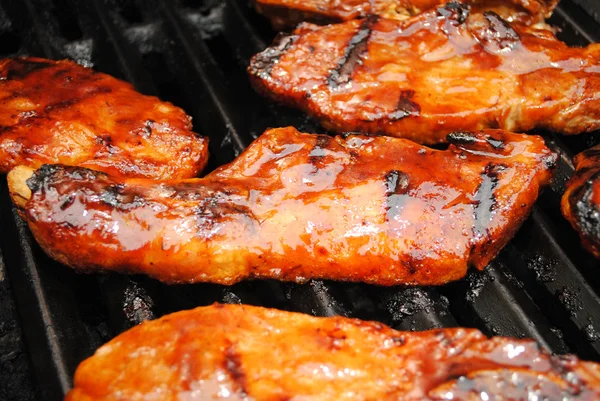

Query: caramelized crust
9 127 555 286
0 57 208 179
254 0 559 29
562 145 600 258
249 4 600 144
66 304 600 401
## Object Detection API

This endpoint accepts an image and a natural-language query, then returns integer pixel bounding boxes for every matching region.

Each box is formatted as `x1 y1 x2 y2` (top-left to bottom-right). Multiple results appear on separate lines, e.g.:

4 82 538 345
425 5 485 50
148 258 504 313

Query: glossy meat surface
8 127 555 286
562 145 600 258
66 304 600 401
0 57 208 179
254 0 559 29
249 4 600 144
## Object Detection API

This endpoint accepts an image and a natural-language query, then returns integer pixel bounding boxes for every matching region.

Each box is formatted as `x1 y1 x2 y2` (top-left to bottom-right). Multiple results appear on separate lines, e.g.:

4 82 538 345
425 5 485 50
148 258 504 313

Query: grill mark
99 184 146 210
4 58 55 80
250 33 298 80
224 345 248 397
327 15 379 89
44 86 113 112
447 131 479 145
195 191 257 239
472 164 505 241
437 1 470 25
309 134 332 166
385 170 410 222
486 137 505 150
480 12 521 52
27 165 108 194
389 90 420 120
581 148 600 161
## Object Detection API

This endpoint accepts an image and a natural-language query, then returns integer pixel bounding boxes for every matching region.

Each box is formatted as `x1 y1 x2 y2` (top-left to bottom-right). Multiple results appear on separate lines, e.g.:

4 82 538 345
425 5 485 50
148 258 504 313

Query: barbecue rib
0 57 208 179
8 127 555 286
562 145 600 258
66 303 600 401
254 0 559 29
249 3 600 144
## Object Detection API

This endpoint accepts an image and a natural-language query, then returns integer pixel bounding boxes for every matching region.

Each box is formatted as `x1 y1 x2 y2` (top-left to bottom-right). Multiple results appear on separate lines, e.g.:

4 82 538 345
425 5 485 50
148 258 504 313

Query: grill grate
0 0 599 399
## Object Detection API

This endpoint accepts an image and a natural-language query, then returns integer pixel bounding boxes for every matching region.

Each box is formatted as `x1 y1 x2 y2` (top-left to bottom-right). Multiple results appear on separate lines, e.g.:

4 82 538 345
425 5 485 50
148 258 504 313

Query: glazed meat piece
562 145 600 258
249 3 600 144
8 127 555 286
254 0 558 29
66 303 600 401
0 57 208 179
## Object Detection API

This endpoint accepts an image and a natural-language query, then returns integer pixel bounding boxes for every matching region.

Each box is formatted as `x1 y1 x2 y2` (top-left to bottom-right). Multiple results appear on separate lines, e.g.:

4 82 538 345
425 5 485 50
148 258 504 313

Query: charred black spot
448 131 508 152
386 170 409 195
328 15 378 89
309 135 332 158
486 137 505 150
309 135 332 166
194 190 256 238
385 170 410 222
60 193 76 210
447 131 478 145
472 164 506 241
404 259 418 275
26 164 63 193
99 184 145 210
142 119 154 138
224 345 248 396
570 171 600 245
391 336 406 346
96 135 113 146
437 1 470 24
250 33 298 79
389 90 420 120
4 58 55 80
481 12 521 51
27 165 106 194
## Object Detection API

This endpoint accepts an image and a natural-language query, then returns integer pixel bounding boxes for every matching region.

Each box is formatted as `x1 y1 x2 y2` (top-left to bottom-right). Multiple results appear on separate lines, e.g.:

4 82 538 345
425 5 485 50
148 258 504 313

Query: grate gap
0 30 20 55
117 0 144 25
50 0 84 41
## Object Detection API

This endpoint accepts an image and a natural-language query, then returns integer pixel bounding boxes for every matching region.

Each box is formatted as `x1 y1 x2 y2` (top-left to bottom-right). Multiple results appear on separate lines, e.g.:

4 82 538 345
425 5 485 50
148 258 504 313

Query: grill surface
0 0 599 399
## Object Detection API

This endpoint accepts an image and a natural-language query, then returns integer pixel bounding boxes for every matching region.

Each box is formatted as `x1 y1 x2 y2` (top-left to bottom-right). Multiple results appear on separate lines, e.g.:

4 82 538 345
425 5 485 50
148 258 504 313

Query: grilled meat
249 3 600 144
66 303 600 401
8 127 555 286
254 0 559 29
0 57 208 179
562 145 600 258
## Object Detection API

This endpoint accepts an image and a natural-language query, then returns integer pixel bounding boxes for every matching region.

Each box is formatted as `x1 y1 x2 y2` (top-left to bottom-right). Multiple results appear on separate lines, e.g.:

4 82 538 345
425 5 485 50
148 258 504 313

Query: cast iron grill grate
0 0 599 399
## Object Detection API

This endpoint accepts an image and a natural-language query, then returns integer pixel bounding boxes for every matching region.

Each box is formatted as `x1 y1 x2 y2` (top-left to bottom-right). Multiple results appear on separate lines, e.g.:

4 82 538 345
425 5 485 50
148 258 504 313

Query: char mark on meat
570 171 600 243
389 90 421 120
481 11 521 51
3 58 55 80
309 134 332 165
385 170 410 222
249 33 299 80
472 163 506 241
436 1 470 25
328 15 379 89
224 345 248 397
